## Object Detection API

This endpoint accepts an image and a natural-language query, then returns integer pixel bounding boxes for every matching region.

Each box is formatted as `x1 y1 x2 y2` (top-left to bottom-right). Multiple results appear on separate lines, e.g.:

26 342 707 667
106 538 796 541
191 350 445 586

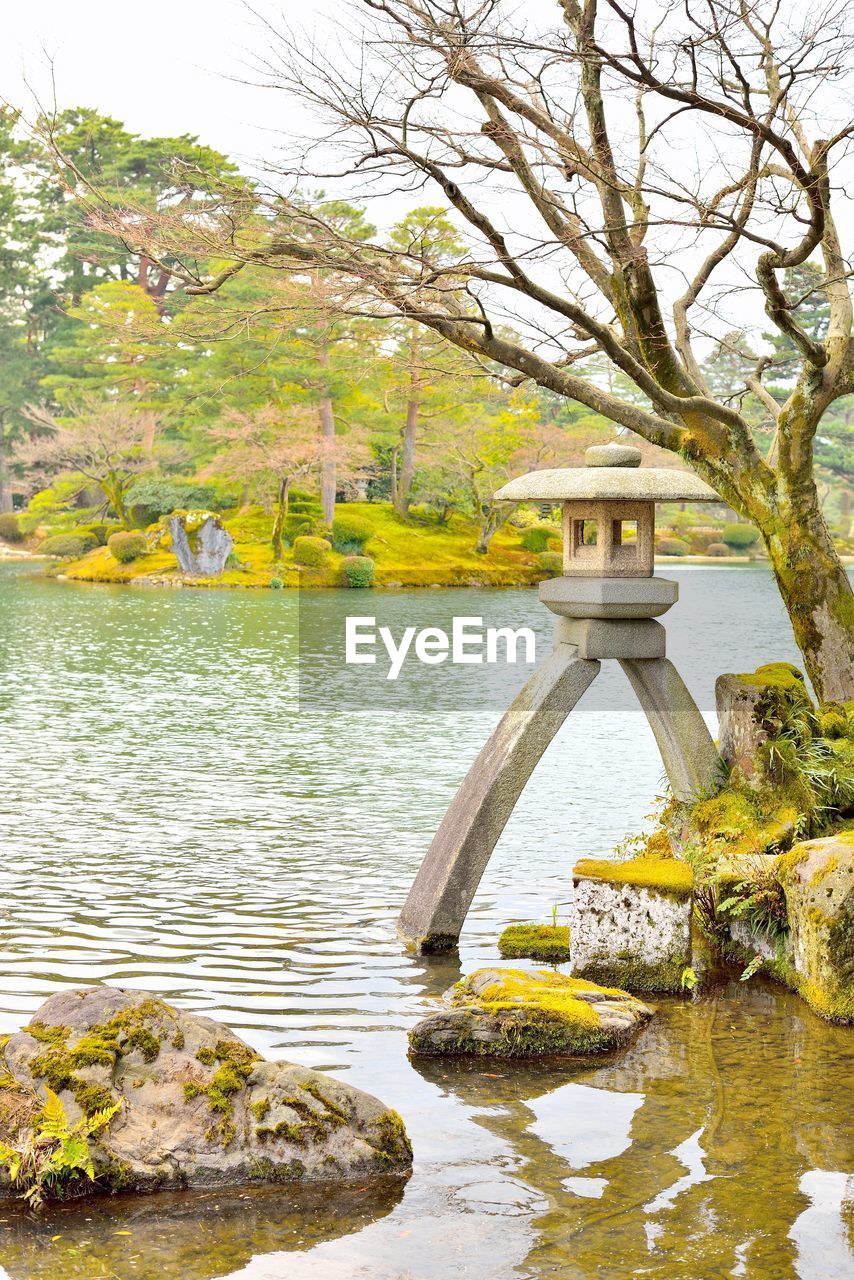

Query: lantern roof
495 443 719 503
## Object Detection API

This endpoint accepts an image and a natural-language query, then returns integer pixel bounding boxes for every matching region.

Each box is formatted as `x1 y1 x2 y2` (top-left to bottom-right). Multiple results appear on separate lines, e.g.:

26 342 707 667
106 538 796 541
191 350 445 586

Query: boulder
169 512 233 576
408 968 652 1058
0 987 411 1197
570 856 693 992
715 662 816 789
775 834 854 1022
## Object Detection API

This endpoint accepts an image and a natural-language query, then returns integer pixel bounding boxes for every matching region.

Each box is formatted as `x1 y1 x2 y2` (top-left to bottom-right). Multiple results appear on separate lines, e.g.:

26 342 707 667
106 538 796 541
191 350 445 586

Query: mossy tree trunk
271 476 290 560
0 422 12 514
751 476 854 705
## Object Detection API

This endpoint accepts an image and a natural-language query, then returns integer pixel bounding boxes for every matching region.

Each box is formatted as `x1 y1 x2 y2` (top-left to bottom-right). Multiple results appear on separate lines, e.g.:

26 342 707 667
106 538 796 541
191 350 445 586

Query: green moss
370 1109 412 1169
246 1156 306 1183
251 1097 270 1122
573 855 693 898
422 969 631 1057
23 1001 167 1116
498 923 571 963
171 1030 185 1050
576 956 687 994
95 1156 136 1191
185 1038 260 1119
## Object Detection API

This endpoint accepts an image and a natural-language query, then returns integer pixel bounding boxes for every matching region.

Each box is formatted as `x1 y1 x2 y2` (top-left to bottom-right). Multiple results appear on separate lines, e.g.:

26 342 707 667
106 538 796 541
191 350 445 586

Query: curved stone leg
619 658 721 801
398 645 600 953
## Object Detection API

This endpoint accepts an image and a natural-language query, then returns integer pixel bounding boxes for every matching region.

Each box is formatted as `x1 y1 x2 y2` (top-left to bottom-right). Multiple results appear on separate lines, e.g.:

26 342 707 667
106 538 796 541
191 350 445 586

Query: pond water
0 564 852 1280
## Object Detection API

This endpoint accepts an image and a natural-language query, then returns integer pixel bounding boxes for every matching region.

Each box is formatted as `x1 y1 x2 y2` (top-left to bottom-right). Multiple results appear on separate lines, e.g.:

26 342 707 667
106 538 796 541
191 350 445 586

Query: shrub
108 531 148 563
39 533 97 558
0 512 22 542
520 522 558 553
340 555 375 588
269 576 284 590
293 535 332 567
126 477 221 527
706 542 729 557
657 537 690 556
331 514 373 554
536 550 563 575
79 522 120 546
722 522 760 550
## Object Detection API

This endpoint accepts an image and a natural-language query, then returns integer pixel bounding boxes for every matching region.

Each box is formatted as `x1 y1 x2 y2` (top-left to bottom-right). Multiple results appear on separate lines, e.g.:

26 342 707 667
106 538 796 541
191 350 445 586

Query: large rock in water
408 968 652 1058
0 988 411 1195
169 512 233 576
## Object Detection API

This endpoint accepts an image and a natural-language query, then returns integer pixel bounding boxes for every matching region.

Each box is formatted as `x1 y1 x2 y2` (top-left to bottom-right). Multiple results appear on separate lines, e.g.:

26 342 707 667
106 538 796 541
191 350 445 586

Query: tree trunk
475 505 507 555
389 445 399 509
0 425 12 515
271 476 290 560
760 506 854 703
395 363 420 516
318 394 336 527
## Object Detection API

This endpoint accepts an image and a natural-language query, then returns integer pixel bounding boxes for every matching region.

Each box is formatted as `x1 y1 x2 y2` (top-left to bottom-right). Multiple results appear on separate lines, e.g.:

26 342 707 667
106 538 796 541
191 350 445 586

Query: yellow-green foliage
108 531 147 563
0 1086 120 1211
573 855 693 897
498 923 571 962
293 536 332 567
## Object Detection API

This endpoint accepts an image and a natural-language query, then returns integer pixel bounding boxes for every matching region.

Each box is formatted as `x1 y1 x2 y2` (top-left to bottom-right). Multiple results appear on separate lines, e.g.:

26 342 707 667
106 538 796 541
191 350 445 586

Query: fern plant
0 1087 120 1210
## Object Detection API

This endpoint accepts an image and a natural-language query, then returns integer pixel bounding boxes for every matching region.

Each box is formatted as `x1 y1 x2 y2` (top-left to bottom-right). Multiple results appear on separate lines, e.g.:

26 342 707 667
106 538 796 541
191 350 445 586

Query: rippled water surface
0 564 852 1280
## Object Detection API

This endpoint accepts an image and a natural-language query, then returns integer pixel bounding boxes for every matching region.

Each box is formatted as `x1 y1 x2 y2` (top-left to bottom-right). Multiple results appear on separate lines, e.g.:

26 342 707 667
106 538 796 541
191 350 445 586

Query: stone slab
540 575 678 619
495 466 719 503
554 617 666 659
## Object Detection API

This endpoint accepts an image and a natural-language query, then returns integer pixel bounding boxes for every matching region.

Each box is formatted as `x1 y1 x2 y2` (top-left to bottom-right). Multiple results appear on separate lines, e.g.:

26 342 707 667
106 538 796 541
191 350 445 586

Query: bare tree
19 400 154 528
76 0 854 699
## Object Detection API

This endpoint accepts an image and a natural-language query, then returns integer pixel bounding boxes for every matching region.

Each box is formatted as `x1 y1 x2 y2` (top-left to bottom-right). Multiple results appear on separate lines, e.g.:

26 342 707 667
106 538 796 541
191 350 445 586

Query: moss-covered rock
498 923 571 963
774 834 854 1022
571 857 693 993
408 968 652 1058
716 663 818 789
0 987 412 1198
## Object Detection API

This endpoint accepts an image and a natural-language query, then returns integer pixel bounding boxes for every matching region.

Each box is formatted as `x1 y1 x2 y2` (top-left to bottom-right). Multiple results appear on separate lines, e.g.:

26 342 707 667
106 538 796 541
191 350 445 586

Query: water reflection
0 1180 405 1280
0 565 851 1278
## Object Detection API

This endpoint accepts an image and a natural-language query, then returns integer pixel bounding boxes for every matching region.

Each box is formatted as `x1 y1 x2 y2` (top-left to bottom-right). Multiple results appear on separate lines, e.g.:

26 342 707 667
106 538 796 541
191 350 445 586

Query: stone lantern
399 443 723 954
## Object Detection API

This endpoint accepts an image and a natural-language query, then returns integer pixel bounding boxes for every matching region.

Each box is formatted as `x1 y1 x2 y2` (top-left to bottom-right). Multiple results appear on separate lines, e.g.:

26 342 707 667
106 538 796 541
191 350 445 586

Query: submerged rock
169 511 233 576
0 987 411 1197
498 923 571 963
408 968 652 1058
570 856 693 993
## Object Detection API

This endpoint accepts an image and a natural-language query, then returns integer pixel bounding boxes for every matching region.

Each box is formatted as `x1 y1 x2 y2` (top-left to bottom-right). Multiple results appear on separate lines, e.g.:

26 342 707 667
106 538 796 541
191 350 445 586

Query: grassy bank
52 503 545 590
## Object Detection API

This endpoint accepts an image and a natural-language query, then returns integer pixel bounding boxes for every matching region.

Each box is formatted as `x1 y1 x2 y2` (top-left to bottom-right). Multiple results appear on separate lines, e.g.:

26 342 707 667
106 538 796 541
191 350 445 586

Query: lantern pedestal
398 444 722 954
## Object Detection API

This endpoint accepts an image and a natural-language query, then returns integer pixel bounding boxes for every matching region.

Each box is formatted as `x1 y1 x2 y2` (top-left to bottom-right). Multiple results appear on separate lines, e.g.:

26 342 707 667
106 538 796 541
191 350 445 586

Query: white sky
1 0 331 165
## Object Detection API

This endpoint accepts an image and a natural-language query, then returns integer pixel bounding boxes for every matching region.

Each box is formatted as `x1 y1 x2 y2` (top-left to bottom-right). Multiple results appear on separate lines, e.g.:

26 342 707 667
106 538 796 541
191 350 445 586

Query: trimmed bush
520 522 558 553
0 512 23 542
108 531 148 563
331 514 373 554
657 537 690 557
293 535 332 567
269 577 284 590
39 533 97 558
536 550 563 575
340 555 375 588
80 522 120 546
706 542 729 557
722 522 760 550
